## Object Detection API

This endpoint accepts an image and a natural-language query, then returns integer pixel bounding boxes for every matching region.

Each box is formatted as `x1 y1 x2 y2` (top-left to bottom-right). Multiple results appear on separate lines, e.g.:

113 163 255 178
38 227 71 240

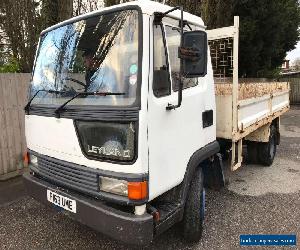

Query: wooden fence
281 78 300 104
0 73 30 180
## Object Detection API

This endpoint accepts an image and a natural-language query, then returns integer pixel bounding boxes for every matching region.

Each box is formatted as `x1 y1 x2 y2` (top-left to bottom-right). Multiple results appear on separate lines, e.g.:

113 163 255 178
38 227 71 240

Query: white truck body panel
238 90 289 131
215 88 290 140
25 115 148 174
215 95 232 139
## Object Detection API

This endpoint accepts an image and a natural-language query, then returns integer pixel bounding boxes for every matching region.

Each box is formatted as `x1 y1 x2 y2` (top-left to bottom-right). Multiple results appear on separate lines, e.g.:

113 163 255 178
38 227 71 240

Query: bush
0 58 20 73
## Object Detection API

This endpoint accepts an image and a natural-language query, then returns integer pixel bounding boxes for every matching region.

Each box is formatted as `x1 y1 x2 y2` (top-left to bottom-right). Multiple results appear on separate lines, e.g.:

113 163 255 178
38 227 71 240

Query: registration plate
47 190 77 213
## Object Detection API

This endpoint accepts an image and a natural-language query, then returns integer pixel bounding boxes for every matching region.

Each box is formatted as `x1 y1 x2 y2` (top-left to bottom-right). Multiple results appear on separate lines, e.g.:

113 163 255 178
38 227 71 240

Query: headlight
75 121 136 162
99 176 148 200
99 176 128 196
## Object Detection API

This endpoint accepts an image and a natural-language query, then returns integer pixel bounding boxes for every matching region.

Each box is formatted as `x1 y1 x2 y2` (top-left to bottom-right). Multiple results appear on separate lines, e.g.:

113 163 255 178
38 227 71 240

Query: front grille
32 155 99 193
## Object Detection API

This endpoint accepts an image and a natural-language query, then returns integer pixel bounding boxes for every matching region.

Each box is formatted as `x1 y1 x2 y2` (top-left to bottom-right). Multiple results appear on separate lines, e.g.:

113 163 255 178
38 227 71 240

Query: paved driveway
0 107 299 250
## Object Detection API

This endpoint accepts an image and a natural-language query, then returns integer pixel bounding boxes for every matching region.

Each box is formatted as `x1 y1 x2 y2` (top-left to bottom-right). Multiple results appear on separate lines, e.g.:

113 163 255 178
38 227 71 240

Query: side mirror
179 31 207 78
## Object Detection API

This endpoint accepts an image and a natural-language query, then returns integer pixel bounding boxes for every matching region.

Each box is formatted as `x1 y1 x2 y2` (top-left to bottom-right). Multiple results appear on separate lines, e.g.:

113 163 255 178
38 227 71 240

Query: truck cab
23 0 289 245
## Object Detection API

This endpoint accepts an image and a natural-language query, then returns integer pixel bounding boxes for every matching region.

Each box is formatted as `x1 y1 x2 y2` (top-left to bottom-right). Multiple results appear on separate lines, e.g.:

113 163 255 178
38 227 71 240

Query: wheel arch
179 141 220 205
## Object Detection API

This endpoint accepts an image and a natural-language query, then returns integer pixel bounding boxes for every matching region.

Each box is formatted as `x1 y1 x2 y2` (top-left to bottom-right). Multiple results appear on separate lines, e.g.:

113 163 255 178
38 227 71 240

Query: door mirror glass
179 31 207 78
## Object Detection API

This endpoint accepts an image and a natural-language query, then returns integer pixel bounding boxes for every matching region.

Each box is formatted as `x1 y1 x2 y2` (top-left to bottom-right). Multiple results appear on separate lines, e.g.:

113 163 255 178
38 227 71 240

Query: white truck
23 1 290 245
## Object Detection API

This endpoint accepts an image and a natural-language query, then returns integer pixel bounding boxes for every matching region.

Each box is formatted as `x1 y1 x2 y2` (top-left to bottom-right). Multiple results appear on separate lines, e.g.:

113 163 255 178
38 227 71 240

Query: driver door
148 19 216 200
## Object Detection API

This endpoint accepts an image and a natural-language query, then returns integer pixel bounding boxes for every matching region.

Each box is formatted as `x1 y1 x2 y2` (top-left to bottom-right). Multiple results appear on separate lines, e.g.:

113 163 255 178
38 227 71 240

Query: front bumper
23 173 154 245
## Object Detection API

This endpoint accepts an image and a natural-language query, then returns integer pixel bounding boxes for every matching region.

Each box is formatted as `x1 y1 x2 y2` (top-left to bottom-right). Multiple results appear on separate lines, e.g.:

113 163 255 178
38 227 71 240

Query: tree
0 0 42 72
0 58 20 73
0 0 74 73
0 0 298 77
234 0 300 77
189 0 300 77
41 0 73 29
104 0 122 7
165 0 202 16
103 0 203 16
74 0 103 16
201 0 234 29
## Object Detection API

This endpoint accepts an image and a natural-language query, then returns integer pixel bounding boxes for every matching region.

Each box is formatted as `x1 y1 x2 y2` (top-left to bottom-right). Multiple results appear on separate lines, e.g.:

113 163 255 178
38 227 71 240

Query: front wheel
182 167 205 242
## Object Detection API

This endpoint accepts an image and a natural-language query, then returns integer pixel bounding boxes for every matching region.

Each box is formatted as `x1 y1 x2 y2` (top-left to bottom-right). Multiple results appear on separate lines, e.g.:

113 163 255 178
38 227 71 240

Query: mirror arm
179 20 192 31
153 6 184 110
154 6 181 25
166 6 184 110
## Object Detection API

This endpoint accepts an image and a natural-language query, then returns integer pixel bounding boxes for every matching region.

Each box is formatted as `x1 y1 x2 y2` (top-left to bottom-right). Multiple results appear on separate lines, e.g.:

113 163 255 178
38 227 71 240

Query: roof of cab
128 0 204 26
42 0 205 35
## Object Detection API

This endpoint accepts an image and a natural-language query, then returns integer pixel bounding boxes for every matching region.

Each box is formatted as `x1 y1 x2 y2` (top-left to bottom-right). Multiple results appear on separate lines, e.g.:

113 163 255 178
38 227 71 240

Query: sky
286 41 300 64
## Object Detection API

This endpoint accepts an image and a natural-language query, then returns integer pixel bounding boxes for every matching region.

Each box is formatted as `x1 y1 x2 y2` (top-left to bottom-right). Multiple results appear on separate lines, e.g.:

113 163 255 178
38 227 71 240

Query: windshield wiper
54 91 125 118
24 89 66 115
64 77 86 87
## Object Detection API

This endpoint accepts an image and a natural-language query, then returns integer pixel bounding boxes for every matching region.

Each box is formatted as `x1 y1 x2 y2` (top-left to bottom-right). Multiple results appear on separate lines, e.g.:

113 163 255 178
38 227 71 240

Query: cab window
153 24 171 97
164 25 198 91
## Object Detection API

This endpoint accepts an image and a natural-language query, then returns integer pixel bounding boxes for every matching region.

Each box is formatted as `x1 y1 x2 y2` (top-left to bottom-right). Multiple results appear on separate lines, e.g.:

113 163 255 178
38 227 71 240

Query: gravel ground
0 107 299 250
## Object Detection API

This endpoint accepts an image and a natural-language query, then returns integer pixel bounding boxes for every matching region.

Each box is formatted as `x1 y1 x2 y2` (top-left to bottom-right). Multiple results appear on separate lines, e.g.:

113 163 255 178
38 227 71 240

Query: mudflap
202 153 225 190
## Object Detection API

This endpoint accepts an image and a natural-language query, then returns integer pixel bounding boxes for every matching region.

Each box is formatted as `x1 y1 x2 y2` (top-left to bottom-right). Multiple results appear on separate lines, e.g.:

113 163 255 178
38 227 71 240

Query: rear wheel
183 167 205 242
258 125 277 166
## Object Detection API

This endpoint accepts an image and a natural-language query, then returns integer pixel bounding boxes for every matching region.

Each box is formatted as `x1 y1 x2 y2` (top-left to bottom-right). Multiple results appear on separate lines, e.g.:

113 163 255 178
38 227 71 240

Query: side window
153 25 171 97
165 25 198 91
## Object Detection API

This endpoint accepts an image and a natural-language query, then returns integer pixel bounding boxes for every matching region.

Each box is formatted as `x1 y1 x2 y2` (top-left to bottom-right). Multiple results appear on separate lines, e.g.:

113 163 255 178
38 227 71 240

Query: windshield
30 9 140 107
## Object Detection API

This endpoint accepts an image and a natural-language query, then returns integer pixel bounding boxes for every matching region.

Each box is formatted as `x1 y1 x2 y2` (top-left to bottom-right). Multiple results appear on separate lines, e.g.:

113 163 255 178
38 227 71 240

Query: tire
258 125 277 166
247 141 259 164
183 167 205 242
